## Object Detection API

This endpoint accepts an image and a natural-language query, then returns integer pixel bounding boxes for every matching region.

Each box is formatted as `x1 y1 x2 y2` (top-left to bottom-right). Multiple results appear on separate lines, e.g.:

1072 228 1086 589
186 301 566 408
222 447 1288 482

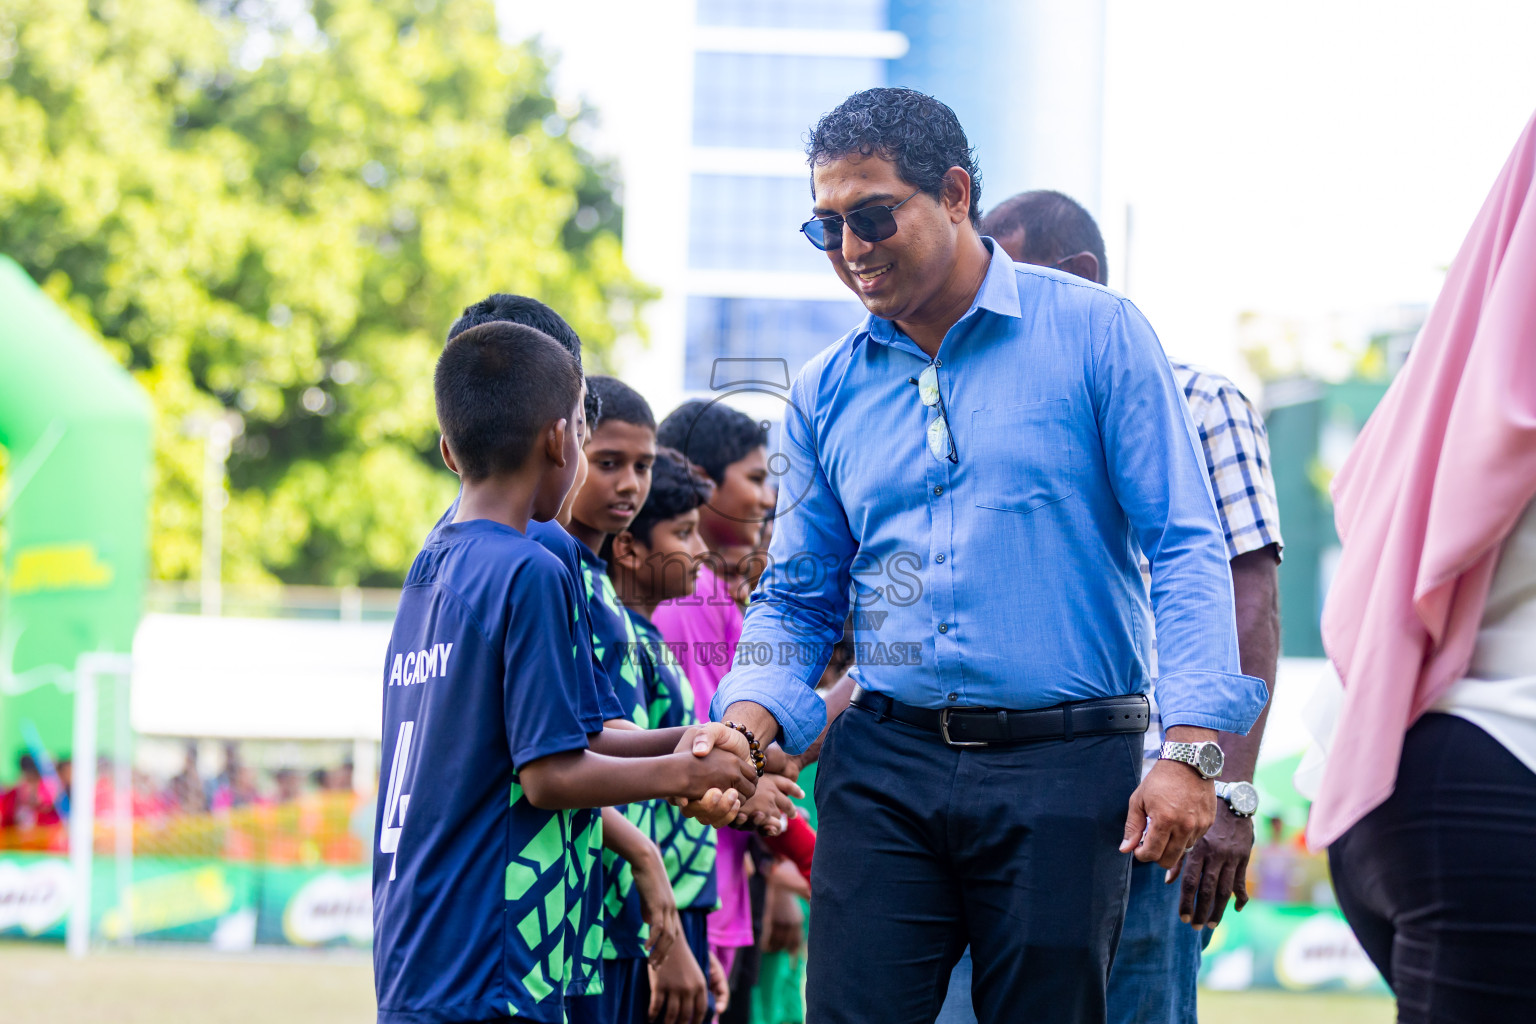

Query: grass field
1 942 1395 1023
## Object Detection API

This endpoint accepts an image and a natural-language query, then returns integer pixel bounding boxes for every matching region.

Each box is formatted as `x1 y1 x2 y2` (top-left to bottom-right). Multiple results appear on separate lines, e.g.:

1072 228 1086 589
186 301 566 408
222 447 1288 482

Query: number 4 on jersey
380 720 415 881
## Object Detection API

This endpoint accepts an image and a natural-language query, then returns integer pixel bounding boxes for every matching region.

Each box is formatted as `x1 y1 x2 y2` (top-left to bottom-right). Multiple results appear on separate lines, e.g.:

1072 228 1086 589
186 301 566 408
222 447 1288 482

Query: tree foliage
0 0 648 586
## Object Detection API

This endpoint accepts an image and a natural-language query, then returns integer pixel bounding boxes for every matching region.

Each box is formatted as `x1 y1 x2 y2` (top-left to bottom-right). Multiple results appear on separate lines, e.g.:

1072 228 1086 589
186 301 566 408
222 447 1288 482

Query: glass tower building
614 0 1105 418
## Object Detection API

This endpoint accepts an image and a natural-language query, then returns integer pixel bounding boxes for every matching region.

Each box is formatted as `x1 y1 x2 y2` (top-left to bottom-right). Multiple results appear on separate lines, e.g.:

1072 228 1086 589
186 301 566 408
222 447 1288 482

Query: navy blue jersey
373 519 594 1024
577 546 650 961
629 611 719 912
427 497 625 728
423 502 617 999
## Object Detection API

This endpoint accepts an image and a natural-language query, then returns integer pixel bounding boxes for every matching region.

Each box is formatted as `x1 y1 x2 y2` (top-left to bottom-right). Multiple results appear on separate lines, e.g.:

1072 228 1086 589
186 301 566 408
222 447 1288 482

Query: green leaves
0 0 650 586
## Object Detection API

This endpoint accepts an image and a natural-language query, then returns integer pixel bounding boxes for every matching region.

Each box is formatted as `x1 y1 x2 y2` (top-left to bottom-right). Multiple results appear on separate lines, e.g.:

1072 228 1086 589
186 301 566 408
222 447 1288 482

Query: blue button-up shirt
712 240 1268 754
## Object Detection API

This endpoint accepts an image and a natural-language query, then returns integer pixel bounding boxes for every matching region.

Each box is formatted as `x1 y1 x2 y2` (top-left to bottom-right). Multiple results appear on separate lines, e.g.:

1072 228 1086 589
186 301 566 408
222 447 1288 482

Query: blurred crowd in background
0 743 367 862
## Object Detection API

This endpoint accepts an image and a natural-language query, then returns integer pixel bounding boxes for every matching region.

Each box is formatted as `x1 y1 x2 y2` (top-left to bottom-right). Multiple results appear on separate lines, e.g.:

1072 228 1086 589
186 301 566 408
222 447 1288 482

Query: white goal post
66 651 133 957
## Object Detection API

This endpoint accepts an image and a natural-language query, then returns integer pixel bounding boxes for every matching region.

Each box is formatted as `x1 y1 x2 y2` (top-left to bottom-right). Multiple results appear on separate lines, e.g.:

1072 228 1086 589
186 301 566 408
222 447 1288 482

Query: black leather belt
849 685 1150 748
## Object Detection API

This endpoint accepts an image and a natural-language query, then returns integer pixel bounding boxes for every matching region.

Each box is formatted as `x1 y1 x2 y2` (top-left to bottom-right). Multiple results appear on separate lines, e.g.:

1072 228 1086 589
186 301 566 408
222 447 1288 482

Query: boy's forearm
601 805 658 864
589 726 690 758
521 749 689 810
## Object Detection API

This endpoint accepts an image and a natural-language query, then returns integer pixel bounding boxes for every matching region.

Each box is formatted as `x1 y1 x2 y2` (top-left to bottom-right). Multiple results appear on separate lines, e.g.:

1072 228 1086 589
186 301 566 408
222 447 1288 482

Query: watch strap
1159 740 1221 779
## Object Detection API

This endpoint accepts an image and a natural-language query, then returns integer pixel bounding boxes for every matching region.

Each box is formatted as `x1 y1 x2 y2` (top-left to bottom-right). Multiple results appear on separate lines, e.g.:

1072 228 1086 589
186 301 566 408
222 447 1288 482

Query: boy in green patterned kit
606 447 728 1024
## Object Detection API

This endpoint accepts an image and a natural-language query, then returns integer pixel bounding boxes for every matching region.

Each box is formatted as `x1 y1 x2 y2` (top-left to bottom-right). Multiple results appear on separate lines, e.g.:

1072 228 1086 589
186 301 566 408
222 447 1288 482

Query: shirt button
938 622 949 634
933 485 943 495
935 553 945 563
947 692 958 701
934 359 943 367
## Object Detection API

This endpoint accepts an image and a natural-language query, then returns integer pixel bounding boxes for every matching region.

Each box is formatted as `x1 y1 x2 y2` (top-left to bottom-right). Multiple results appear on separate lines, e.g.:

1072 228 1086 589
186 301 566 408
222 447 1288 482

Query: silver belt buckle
940 708 989 748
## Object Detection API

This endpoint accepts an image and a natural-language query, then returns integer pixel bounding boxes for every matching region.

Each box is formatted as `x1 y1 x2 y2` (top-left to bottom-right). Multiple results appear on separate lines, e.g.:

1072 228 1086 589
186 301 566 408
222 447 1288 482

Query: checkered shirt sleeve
1170 362 1283 560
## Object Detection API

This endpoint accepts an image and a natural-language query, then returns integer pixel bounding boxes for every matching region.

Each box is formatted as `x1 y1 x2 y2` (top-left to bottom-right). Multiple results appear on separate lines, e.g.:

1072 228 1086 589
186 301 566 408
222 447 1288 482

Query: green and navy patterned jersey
424 502 615 998
373 519 599 1024
578 544 651 961
628 611 720 912
564 799 605 997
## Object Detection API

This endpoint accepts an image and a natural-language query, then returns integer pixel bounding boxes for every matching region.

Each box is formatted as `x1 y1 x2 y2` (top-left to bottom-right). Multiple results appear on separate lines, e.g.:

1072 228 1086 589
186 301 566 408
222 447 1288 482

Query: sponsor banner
0 853 258 944
1199 903 1389 994
0 853 367 948
3 853 1387 987
0 854 72 938
257 865 372 948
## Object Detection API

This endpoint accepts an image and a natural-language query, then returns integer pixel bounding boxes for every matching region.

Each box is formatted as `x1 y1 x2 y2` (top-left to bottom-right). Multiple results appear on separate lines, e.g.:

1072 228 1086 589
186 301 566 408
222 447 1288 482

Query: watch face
1230 783 1259 816
1197 743 1224 778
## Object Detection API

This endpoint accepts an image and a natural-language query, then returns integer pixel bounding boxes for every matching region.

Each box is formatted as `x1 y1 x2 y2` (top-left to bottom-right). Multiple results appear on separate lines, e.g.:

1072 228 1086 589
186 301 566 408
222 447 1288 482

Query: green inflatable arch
0 255 152 784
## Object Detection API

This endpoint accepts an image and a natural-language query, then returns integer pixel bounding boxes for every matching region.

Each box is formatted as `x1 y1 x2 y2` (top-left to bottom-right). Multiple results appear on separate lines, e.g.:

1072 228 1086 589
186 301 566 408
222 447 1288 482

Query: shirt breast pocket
968 399 1075 514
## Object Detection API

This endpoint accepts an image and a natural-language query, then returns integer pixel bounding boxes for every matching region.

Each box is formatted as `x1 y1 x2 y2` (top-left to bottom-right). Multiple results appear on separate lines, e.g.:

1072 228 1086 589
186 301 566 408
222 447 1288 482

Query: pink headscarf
1311 109 1536 849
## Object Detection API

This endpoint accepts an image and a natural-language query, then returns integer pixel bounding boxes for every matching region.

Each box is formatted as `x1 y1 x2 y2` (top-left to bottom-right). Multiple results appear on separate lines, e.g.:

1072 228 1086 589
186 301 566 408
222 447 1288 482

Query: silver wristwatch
1213 780 1259 818
1158 740 1224 780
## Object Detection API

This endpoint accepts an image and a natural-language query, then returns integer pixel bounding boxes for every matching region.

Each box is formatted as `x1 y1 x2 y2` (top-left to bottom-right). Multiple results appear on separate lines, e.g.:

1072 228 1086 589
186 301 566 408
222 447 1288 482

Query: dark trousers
1329 713 1536 1023
807 702 1142 1024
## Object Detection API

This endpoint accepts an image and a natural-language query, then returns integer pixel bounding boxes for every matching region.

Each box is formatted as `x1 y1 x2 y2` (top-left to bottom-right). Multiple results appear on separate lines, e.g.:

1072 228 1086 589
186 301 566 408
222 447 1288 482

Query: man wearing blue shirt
709 88 1267 1023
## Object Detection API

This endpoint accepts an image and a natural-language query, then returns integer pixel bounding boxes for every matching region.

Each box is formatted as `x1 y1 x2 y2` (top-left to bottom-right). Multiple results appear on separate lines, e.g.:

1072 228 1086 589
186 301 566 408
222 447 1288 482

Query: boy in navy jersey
433 296 686 999
373 323 756 1024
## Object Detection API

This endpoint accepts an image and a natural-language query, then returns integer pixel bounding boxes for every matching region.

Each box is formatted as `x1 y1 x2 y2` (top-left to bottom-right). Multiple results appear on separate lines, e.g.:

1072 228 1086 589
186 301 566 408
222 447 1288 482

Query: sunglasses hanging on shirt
908 363 957 463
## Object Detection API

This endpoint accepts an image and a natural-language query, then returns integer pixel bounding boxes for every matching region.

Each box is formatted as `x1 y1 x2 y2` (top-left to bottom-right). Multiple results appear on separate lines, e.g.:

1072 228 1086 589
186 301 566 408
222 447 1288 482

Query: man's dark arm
1180 544 1280 926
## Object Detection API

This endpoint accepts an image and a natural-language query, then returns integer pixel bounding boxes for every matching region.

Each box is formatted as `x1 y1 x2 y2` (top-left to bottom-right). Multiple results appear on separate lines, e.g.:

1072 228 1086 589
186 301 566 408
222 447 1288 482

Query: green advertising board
0 853 255 944
1 849 1383 994
1199 902 1389 995
0 255 152 782
0 853 370 949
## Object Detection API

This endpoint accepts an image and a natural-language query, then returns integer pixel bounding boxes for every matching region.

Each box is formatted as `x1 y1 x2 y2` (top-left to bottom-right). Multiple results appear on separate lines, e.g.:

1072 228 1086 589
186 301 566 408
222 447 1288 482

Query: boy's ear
545 418 570 468
439 436 461 476
609 530 643 572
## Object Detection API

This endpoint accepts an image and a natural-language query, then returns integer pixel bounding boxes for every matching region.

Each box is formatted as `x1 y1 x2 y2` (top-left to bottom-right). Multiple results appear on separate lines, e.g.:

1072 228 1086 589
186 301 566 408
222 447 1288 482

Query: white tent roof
131 613 391 740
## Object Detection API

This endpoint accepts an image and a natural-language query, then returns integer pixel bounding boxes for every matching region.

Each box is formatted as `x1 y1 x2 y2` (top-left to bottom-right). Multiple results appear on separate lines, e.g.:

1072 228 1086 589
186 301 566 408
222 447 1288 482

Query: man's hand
670 723 756 827
629 842 680 965
646 929 708 1024
730 772 803 836
1178 802 1254 928
763 743 798 781
675 722 754 764
1119 757 1217 870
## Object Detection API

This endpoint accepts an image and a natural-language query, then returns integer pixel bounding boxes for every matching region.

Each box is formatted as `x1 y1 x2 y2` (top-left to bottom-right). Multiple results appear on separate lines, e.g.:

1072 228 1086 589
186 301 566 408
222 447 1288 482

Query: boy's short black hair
588 375 655 433
807 87 982 226
447 293 600 428
627 447 712 547
434 322 583 480
981 190 1109 285
656 400 767 486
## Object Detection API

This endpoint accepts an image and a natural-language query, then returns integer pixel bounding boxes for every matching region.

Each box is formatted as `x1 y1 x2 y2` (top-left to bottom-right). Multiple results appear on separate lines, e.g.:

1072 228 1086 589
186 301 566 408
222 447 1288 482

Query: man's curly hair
806 87 981 226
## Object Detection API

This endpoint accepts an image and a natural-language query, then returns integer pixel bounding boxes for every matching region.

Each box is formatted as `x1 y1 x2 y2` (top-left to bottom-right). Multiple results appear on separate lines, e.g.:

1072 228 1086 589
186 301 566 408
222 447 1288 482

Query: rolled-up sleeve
1093 302 1268 733
710 375 855 753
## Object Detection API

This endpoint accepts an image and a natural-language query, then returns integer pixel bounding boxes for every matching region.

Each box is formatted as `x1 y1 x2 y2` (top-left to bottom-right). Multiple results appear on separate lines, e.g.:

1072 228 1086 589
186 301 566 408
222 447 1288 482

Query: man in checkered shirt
934 193 1283 1024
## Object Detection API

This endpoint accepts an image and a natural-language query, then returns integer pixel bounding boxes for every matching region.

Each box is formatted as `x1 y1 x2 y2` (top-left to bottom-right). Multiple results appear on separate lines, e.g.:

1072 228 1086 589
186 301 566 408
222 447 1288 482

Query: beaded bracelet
724 721 767 778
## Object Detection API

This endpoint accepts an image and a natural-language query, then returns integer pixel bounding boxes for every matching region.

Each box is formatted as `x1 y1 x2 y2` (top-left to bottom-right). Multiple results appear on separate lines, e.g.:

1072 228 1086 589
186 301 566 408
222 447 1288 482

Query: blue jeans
938 861 1207 1024
807 703 1141 1024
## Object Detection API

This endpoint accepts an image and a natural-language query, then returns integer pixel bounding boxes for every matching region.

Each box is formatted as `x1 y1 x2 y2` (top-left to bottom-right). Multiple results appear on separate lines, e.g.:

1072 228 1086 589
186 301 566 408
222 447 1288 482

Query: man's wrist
1159 727 1223 780
721 701 780 748
1164 725 1218 743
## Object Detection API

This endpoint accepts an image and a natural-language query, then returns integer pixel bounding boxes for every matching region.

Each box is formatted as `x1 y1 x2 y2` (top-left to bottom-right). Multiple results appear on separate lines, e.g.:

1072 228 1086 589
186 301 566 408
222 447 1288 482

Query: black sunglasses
800 189 922 252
